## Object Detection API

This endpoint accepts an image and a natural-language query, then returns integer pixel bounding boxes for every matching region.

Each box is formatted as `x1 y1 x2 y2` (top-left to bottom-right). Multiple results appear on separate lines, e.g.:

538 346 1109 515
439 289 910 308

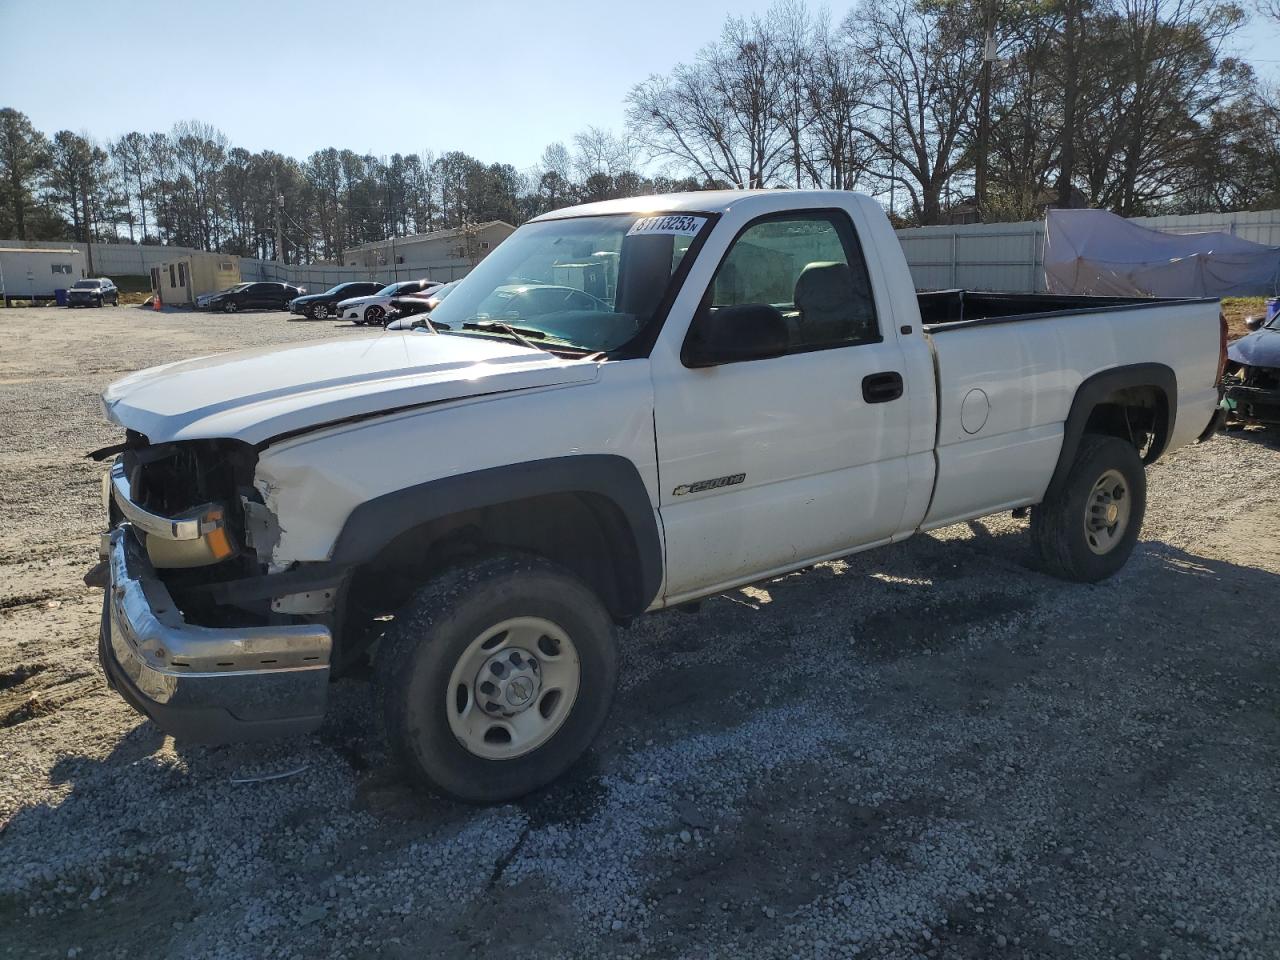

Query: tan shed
150 253 241 306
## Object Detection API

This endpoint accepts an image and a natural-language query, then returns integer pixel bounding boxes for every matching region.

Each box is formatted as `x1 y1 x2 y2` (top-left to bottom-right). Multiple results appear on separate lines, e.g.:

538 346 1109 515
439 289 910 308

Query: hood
102 332 599 446
1228 326 1280 369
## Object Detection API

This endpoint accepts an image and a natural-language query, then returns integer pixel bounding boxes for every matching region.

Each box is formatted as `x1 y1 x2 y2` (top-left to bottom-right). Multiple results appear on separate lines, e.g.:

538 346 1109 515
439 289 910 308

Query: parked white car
337 279 439 326
93 190 1225 804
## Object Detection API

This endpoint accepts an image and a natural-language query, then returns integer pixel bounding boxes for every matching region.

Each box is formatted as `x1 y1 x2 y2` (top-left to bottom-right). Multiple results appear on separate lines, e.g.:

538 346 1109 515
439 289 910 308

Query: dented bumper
99 526 332 743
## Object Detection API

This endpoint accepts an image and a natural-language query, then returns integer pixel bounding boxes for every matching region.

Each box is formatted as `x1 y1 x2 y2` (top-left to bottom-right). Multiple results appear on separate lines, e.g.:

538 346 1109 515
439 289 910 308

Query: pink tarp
1045 208 1280 297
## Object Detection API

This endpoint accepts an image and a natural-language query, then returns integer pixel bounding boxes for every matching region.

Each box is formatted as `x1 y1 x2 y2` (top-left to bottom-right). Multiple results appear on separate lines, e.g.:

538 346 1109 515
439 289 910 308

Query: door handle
862 371 904 404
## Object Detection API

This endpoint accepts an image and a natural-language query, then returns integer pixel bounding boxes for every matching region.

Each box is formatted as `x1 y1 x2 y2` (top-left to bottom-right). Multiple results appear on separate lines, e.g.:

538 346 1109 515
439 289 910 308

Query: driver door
652 209 912 602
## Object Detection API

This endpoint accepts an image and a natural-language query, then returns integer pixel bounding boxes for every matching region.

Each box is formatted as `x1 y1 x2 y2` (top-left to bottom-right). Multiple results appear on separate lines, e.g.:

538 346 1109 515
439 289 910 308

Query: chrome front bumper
100 526 332 743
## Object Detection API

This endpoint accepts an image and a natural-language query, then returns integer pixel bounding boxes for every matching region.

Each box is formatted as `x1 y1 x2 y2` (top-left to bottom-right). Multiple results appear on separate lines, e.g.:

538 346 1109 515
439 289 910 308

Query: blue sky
1 0 1277 172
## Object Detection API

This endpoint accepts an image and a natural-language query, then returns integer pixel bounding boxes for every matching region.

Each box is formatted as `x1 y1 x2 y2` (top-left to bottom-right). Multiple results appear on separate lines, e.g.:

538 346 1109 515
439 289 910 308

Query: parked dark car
289 281 385 320
1224 307 1280 426
203 281 304 313
66 278 119 307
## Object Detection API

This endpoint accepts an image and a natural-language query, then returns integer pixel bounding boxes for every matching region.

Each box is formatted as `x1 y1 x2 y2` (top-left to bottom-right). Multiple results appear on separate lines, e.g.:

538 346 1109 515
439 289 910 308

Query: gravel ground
1 304 1277 960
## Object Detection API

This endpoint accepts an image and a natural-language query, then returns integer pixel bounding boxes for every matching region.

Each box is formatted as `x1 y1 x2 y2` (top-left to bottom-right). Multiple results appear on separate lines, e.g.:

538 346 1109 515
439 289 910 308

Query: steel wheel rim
225 302 237 313
366 306 384 324
446 616 580 760
314 305 328 319
1084 467 1131 555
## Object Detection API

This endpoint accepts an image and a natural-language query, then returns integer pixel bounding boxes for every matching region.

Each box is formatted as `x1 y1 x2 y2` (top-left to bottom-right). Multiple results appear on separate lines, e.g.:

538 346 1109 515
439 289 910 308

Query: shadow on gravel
4 531 1279 959
1222 425 1280 449
47 720 166 786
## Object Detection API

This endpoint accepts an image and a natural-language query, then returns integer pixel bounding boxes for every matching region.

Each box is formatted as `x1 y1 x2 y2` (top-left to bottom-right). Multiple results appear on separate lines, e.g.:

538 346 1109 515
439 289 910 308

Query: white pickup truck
94 190 1226 802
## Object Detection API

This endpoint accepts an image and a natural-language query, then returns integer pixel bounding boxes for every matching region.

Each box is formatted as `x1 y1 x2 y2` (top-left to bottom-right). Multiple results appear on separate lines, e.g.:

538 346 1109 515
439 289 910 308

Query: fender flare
1045 362 1177 500
329 454 664 613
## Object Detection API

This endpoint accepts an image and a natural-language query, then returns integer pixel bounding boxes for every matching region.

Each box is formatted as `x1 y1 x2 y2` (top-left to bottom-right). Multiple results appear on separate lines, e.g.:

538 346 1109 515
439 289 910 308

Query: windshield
229 283 251 292
323 283 358 296
427 212 710 353
72 280 100 289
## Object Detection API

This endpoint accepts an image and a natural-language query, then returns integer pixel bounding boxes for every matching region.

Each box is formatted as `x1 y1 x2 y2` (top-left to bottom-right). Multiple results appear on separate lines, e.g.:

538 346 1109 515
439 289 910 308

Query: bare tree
1073 0 1248 214
847 0 986 223
627 13 791 187
768 0 816 188
802 19 876 190
572 126 635 181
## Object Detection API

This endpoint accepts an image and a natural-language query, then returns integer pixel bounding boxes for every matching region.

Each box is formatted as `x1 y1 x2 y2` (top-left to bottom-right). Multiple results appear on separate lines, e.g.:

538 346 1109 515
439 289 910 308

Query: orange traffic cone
153 293 162 311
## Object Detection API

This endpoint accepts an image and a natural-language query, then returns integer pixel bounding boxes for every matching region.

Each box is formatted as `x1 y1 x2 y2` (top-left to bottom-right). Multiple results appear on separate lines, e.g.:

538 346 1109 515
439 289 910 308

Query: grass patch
1222 297 1268 340
105 275 153 294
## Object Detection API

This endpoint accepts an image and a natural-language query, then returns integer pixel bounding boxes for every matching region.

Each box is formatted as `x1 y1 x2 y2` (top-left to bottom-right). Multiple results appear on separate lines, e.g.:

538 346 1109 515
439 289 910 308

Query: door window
702 212 879 354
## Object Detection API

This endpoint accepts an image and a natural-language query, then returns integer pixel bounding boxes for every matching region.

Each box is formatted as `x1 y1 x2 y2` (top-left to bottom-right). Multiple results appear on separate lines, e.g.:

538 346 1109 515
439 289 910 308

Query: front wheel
375 554 617 804
1030 434 1146 583
364 305 385 326
223 301 238 313
310 303 329 320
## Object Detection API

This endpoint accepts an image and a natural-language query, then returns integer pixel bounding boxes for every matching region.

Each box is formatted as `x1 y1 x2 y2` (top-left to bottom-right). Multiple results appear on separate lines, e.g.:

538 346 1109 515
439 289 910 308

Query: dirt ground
1 304 1277 960
1222 297 1269 341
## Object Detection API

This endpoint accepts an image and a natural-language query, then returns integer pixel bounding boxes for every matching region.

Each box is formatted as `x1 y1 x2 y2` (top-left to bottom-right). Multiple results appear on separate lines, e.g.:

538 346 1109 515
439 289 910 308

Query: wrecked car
1223 308 1280 426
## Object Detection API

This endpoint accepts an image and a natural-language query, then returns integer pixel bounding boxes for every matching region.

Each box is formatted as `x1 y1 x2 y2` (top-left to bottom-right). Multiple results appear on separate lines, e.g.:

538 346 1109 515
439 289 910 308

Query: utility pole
275 194 285 275
975 0 997 222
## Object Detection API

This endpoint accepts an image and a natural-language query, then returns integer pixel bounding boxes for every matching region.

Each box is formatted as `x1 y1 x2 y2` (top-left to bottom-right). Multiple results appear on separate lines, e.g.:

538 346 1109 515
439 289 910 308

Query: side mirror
1244 314 1265 332
683 303 789 368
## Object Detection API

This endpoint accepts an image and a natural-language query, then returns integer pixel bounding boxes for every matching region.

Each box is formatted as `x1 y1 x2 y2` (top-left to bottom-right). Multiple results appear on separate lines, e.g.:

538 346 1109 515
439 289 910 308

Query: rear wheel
1031 434 1146 582
375 554 617 804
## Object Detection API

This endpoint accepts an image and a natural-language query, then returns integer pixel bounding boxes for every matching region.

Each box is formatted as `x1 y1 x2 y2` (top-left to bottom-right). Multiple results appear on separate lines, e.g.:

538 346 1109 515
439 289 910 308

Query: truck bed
916 290 1223 532
917 290 1215 330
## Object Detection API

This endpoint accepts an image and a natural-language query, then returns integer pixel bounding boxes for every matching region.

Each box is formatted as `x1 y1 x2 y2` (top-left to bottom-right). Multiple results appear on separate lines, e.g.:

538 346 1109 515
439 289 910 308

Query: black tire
375 553 617 804
1030 433 1146 583
310 303 329 320
223 301 238 313
364 305 385 326
95 296 103 307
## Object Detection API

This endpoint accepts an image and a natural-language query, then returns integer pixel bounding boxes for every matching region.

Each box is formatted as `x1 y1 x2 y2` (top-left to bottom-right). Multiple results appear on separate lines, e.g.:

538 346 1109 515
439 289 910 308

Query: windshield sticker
627 215 707 237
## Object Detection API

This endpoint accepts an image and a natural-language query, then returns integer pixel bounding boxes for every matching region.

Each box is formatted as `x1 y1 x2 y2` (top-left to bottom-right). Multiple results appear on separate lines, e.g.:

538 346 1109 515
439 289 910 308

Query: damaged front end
1224 319 1280 427
1223 362 1280 426
94 433 346 743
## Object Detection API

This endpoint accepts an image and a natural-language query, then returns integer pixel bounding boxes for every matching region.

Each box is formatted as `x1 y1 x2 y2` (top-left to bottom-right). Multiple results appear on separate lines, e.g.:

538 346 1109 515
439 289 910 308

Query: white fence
7 207 1278 296
896 208 1280 293
0 239 477 290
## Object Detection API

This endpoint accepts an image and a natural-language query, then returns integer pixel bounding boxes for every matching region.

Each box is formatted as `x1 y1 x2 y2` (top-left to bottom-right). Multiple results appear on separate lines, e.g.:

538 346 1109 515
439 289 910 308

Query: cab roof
529 189 875 222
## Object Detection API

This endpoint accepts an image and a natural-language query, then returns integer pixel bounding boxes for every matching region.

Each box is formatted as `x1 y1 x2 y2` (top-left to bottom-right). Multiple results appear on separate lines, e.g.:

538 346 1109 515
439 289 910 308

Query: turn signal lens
199 508 233 561
205 527 233 561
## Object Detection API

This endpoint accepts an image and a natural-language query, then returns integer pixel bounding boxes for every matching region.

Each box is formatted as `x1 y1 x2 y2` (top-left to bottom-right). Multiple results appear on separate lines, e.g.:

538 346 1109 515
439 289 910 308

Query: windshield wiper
462 320 552 353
